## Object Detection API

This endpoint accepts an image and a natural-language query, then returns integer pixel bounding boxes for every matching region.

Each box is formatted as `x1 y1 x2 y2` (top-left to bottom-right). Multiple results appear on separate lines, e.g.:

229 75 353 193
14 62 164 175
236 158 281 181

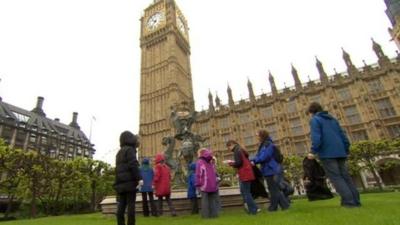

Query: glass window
310 94 321 103
375 98 396 118
219 117 230 129
287 101 297 113
344 105 362 124
294 141 308 155
260 106 273 118
351 130 368 142
222 134 231 144
368 79 384 93
337 87 352 101
387 124 400 138
239 112 250 124
200 123 210 134
290 117 304 136
11 111 30 123
265 123 278 140
244 134 255 146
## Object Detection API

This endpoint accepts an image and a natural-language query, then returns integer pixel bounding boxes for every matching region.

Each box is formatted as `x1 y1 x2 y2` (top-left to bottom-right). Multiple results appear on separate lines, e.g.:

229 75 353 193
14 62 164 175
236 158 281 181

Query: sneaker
257 208 261 213
244 203 249 212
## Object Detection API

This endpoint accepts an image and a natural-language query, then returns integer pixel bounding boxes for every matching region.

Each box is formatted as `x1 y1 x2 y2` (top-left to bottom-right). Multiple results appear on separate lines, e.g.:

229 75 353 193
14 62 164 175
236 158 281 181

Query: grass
3 192 400 225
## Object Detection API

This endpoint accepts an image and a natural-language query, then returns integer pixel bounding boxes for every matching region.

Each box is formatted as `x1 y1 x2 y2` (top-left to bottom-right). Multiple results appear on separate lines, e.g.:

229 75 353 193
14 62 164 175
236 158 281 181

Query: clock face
177 17 186 34
147 12 164 31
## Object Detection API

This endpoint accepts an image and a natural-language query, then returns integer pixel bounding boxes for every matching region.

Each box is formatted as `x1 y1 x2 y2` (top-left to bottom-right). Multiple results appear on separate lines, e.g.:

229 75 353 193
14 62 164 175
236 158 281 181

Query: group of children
138 148 221 219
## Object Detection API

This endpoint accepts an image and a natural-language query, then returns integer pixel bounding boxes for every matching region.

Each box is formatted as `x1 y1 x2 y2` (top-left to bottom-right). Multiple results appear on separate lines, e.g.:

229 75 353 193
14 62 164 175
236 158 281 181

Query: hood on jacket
155 153 165 164
315 111 334 120
199 149 213 162
188 162 196 171
119 131 138 148
142 157 150 165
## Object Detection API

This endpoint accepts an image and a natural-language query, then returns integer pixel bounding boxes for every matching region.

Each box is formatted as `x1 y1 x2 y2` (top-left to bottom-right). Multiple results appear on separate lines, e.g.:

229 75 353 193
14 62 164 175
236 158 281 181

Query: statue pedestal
100 187 268 216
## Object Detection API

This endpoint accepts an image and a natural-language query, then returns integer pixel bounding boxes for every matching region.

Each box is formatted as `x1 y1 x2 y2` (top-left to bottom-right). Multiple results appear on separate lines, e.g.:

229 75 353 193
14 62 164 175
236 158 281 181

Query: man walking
308 102 361 207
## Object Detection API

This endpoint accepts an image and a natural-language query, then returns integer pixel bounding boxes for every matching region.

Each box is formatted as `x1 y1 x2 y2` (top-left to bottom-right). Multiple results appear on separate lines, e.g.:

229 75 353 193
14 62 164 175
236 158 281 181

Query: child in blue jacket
187 162 199 214
140 158 158 217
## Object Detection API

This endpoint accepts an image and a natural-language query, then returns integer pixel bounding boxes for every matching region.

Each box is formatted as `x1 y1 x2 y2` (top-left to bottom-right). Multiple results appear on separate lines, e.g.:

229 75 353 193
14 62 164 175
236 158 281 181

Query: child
195 148 219 218
153 153 177 217
187 162 199 214
139 158 157 217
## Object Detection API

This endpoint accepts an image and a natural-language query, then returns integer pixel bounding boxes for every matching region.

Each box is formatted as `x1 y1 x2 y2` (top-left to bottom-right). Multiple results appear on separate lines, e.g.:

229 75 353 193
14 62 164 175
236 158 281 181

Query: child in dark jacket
139 158 157 217
187 162 199 214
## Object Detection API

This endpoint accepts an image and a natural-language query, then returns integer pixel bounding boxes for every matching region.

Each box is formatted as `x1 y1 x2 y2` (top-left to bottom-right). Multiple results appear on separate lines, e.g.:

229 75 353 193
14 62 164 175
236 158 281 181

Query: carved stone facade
139 0 194 158
195 44 400 161
0 97 95 160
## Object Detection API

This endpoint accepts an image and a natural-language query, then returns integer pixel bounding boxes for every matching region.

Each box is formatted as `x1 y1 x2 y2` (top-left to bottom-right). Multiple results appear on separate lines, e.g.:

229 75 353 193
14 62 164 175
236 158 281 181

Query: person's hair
226 140 239 147
257 129 270 142
308 102 323 114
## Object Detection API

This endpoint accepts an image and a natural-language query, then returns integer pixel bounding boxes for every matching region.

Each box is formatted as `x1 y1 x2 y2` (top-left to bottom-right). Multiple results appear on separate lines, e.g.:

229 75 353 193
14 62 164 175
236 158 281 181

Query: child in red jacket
153 153 177 217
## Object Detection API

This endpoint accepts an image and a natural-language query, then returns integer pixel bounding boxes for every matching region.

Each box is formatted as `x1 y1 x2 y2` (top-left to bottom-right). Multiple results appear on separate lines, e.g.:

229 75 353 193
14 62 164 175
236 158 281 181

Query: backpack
273 145 284 164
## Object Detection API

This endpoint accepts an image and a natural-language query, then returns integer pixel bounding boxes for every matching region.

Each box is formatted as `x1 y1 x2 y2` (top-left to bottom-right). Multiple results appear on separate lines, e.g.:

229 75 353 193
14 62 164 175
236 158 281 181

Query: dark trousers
117 191 136 225
190 198 199 214
200 191 219 218
239 181 258 214
320 158 361 207
141 192 157 217
265 176 290 211
157 195 177 216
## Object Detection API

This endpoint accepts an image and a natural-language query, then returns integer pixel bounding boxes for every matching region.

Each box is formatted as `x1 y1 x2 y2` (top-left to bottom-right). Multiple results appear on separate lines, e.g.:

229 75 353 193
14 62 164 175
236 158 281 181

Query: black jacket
114 131 142 194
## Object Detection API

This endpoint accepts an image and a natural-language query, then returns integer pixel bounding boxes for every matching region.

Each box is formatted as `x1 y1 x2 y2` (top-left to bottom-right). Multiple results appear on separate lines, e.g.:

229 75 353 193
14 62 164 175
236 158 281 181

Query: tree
282 155 303 189
0 140 24 219
349 140 393 190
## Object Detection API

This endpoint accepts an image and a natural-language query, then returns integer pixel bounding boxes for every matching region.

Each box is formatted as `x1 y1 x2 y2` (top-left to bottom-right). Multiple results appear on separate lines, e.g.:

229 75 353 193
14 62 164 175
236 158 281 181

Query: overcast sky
0 0 397 165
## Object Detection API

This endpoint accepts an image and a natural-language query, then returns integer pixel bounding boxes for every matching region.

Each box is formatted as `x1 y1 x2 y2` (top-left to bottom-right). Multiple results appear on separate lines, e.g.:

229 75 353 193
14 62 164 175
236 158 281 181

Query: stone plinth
100 187 268 216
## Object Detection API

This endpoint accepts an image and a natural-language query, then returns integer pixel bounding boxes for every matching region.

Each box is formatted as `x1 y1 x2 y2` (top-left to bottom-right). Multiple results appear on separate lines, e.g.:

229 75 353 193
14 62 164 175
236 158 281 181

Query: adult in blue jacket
251 129 289 211
308 102 361 207
139 158 158 217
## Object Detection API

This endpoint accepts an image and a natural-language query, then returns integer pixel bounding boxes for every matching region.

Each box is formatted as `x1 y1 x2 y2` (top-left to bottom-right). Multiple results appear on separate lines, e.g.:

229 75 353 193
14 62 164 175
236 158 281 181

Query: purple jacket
195 149 218 193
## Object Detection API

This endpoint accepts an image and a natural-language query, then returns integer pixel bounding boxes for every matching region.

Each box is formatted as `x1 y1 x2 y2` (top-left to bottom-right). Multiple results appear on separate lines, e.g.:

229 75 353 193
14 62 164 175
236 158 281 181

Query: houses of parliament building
139 0 400 165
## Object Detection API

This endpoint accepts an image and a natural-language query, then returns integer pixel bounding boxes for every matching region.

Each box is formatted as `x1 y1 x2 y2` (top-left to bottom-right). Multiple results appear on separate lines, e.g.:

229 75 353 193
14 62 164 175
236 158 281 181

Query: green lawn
3 192 400 225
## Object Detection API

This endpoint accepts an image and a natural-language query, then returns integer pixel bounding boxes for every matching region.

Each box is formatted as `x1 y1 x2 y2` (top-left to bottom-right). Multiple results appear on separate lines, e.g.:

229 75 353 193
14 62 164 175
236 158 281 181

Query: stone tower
139 0 194 157
385 0 400 49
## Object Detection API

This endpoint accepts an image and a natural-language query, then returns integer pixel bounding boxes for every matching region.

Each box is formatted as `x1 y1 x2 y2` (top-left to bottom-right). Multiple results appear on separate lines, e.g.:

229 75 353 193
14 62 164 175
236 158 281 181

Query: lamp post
89 115 96 142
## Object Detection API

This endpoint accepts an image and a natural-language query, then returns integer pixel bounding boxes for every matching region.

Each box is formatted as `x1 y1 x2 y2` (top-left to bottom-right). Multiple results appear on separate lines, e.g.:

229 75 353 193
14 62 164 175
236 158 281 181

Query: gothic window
260 106 273 118
351 130 368 142
337 87 352 101
287 101 297 113
387 124 400 138
343 105 362 124
222 134 231 144
310 94 322 104
375 98 396 118
219 117 230 129
290 117 304 136
294 141 308 155
243 133 255 146
239 112 251 124
265 123 278 140
368 79 384 93
200 123 210 134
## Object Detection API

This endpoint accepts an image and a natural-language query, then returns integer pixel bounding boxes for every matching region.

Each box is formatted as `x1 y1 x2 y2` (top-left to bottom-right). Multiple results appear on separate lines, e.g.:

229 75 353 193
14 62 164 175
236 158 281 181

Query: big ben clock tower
139 0 194 158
